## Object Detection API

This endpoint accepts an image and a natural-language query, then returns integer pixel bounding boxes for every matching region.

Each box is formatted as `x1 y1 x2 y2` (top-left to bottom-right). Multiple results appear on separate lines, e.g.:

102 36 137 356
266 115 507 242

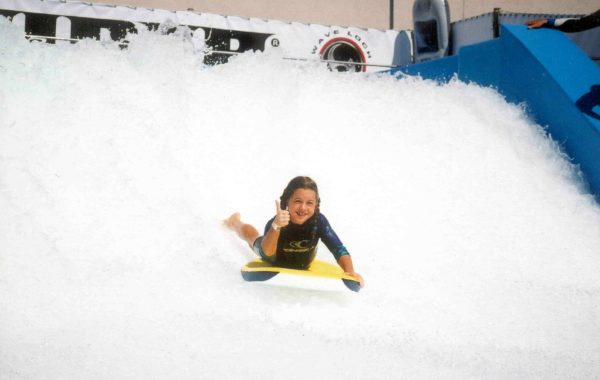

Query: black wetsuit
547 9 600 33
254 213 349 269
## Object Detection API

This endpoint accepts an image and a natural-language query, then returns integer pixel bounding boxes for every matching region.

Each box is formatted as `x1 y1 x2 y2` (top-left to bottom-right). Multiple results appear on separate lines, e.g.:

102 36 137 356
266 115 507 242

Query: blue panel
497 25 600 201
391 24 600 202
392 55 458 82
458 39 501 87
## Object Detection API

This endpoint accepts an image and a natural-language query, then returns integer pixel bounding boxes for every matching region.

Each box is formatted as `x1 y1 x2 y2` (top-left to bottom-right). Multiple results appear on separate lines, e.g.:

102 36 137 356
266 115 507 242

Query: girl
225 176 364 287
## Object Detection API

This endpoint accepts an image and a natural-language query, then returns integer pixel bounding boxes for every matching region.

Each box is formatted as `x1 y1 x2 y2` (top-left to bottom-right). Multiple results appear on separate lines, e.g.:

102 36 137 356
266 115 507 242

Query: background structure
92 0 600 30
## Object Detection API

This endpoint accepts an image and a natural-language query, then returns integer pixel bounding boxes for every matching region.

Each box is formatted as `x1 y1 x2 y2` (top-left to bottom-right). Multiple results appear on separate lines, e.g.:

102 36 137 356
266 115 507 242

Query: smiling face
286 188 317 225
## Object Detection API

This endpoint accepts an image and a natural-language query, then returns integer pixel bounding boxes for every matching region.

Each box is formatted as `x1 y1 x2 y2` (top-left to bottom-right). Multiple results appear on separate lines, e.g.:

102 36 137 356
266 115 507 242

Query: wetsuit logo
283 240 311 253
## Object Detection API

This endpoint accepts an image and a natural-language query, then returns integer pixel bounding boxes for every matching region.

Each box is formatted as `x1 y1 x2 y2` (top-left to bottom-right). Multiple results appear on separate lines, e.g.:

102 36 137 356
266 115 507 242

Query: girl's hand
272 200 290 231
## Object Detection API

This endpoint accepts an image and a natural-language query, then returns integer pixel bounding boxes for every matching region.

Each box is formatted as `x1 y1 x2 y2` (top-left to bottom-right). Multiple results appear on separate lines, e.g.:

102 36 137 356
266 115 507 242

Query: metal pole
25 34 80 42
492 8 501 38
208 50 400 68
389 0 394 29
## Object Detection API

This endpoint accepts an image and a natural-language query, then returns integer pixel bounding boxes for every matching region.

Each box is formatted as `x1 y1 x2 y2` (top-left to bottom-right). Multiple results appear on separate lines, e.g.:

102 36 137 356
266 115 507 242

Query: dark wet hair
279 176 321 211
280 176 321 232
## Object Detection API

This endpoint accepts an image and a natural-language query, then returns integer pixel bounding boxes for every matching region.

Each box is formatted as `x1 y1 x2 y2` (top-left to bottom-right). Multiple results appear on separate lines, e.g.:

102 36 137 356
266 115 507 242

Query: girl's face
286 188 317 225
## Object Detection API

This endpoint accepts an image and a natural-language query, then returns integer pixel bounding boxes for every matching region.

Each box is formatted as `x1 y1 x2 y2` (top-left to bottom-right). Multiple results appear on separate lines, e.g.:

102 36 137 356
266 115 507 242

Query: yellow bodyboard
241 259 360 292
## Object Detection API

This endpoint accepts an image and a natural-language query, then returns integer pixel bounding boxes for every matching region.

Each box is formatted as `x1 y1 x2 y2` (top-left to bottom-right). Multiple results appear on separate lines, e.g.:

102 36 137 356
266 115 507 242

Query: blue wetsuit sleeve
318 214 349 261
263 217 274 235
250 217 277 263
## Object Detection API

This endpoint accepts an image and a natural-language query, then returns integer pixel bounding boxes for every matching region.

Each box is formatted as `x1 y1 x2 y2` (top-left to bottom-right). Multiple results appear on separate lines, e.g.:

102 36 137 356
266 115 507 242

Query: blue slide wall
391 24 600 202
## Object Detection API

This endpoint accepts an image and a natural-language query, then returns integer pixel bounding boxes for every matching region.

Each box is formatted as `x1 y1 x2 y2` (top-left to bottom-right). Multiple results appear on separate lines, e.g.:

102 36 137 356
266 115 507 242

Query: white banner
0 0 414 71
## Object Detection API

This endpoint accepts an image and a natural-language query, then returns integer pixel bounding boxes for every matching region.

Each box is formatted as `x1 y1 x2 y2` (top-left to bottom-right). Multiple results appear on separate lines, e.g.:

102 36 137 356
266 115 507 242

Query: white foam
1 19 600 379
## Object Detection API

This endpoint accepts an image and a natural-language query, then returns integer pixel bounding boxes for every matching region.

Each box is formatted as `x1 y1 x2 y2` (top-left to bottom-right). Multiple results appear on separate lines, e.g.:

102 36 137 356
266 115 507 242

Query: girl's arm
338 254 364 287
260 200 289 257
319 214 364 287
260 224 280 257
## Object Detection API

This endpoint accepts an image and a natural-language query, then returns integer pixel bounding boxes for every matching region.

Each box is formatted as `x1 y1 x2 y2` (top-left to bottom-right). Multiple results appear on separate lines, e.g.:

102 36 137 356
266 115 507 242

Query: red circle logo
319 37 367 72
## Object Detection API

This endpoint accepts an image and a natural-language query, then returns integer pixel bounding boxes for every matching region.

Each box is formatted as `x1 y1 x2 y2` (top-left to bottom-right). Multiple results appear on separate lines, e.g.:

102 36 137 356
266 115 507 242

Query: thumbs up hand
272 200 290 231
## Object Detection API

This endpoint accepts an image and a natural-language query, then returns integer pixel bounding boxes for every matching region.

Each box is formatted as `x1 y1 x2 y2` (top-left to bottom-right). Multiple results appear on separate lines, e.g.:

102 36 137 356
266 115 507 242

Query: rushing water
1 18 600 379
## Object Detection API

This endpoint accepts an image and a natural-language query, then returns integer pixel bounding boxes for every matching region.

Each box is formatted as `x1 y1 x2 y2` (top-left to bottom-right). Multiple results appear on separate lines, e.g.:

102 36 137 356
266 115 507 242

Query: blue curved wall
392 24 600 202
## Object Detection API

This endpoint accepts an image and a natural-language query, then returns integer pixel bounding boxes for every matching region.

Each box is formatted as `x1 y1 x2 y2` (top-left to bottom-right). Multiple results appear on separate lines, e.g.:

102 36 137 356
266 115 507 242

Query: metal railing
208 49 400 69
